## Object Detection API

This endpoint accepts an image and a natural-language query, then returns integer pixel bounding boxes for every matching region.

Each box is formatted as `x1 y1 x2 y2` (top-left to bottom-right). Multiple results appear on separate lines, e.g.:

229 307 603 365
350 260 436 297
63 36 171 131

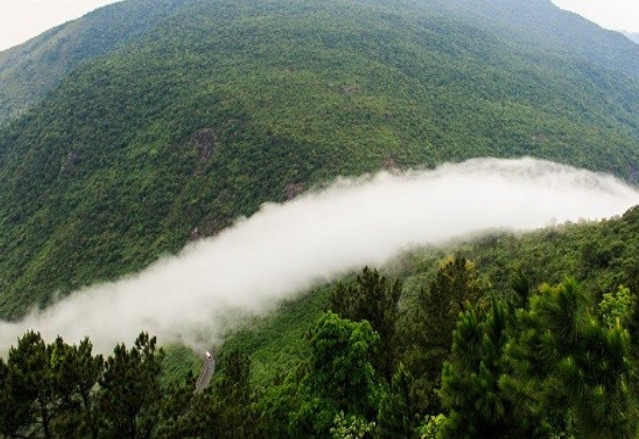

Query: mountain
5 0 639 127
6 207 639 438
1 0 639 317
226 204 639 387
204 204 639 438
435 0 639 83
623 32 639 45
0 0 188 124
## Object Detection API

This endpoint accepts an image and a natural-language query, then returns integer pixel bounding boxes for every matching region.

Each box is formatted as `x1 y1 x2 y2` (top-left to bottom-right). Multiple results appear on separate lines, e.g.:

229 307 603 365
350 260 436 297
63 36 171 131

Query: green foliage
417 414 446 439
376 363 420 439
412 255 483 358
257 369 304 438
401 255 484 414
158 343 201 387
306 312 381 419
330 266 401 379
99 333 164 439
6 246 639 438
155 208 639 439
0 0 188 124
0 332 103 439
220 285 330 387
2 0 639 319
259 311 382 438
2 3 639 436
330 411 375 439
205 349 260 439
47 337 104 438
598 285 635 328
506 278 639 438
439 298 540 438
0 331 56 438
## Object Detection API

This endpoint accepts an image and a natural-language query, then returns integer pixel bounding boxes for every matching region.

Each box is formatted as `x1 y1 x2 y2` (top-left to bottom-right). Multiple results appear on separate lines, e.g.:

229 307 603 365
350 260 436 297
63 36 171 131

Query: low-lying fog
2 157 639 353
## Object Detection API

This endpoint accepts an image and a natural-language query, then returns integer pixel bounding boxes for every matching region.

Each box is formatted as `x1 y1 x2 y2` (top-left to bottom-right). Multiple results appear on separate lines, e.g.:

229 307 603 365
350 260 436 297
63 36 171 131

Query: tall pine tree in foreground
506 278 639 439
330 266 402 381
439 298 541 439
99 332 164 439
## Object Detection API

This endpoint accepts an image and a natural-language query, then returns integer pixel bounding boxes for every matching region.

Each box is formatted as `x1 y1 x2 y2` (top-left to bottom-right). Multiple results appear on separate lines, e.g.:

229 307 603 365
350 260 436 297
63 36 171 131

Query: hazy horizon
0 0 637 52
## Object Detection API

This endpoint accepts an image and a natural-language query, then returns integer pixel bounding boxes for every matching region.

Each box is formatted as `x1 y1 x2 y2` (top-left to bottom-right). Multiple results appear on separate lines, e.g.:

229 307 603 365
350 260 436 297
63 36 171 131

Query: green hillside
4 0 639 127
434 0 639 83
4 205 639 438
4 1 639 435
213 205 639 438
233 205 639 382
0 0 187 124
1 0 639 317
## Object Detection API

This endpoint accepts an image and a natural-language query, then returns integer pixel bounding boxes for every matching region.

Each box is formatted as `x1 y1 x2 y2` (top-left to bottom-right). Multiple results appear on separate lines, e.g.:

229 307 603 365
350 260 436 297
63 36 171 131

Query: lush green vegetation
0 0 188 124
2 0 639 318
434 0 639 84
5 207 639 437
4 1 639 435
233 206 639 388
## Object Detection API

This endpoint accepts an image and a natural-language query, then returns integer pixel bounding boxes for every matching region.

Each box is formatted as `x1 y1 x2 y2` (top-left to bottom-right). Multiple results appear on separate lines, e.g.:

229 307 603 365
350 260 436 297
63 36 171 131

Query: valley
1 0 639 437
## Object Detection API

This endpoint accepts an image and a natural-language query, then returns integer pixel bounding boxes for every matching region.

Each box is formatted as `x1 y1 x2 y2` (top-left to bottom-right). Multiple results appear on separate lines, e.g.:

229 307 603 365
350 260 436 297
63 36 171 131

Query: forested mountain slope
225 204 639 386
5 203 639 438
209 205 639 438
432 0 639 82
0 0 187 124
1 0 639 317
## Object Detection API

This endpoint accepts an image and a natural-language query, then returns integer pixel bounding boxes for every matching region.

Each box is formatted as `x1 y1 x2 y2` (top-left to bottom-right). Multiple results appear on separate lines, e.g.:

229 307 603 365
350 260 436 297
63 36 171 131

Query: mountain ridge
1 0 639 317
3 0 639 125
623 31 639 45
0 0 188 124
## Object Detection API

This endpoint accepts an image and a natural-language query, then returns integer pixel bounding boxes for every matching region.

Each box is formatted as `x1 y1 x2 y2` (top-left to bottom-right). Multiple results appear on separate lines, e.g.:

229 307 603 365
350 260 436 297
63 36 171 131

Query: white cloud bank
1 157 639 353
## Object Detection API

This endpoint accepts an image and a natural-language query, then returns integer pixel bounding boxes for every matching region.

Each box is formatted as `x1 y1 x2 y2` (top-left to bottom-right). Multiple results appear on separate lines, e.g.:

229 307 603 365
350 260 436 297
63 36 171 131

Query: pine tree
47 337 104 438
412 255 483 373
439 297 542 439
0 331 62 439
209 349 259 439
376 363 420 439
0 332 104 439
402 255 484 415
329 266 401 380
506 278 639 438
99 332 164 439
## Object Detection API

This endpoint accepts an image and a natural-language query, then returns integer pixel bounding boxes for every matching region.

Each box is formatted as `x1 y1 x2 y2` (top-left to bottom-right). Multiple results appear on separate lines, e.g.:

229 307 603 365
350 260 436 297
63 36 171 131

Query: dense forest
4 206 639 438
2 0 639 318
0 0 189 124
3 0 639 437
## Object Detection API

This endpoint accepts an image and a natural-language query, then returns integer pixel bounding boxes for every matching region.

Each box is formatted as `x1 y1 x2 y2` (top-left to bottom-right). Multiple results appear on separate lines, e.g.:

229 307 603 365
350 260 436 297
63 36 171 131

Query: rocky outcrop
193 128 218 161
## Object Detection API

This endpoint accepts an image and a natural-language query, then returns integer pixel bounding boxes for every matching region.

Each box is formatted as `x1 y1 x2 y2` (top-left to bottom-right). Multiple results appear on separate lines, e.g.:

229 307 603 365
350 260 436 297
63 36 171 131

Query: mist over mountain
2 157 637 353
624 32 639 45
1 0 639 320
4 2 639 436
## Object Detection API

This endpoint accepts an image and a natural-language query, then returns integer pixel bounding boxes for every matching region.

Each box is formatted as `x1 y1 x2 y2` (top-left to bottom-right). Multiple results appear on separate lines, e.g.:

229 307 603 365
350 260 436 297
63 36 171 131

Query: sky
0 0 638 52
551 0 639 33
0 0 122 51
